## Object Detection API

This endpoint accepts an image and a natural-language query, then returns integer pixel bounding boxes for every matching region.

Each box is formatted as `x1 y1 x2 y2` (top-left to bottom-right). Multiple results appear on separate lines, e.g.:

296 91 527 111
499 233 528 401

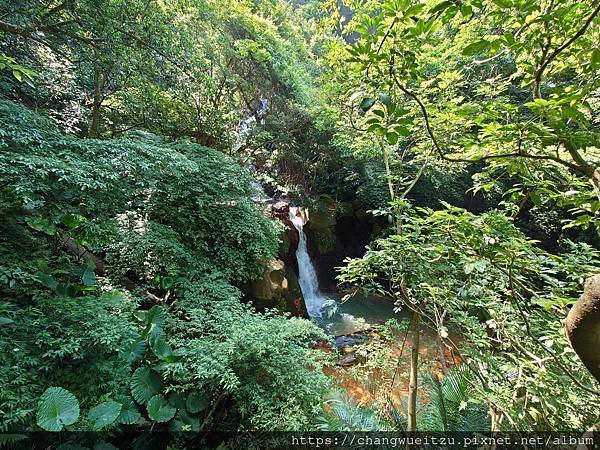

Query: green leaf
0 316 14 325
460 4 473 19
130 367 164 404
372 108 386 118
147 395 176 423
121 337 146 363
143 305 166 339
12 69 23 82
392 124 411 136
378 93 392 106
492 0 513 7
36 387 80 431
430 0 453 14
386 132 399 145
25 217 56 235
405 4 425 16
463 40 490 56
591 48 600 68
169 409 200 432
55 283 76 297
359 97 376 112
116 396 141 425
186 390 209 413
168 392 187 409
60 214 84 229
149 334 176 360
81 267 96 286
88 400 121 430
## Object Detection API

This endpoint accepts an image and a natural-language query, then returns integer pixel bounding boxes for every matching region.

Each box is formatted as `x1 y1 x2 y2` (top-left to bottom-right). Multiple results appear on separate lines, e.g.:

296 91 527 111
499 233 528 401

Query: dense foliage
1 0 599 442
339 204 600 430
0 100 331 438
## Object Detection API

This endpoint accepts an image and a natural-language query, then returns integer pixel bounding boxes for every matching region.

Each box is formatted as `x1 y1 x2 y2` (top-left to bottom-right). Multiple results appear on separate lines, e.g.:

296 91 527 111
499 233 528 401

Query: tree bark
592 169 600 202
407 313 420 433
382 144 403 234
88 68 109 138
565 274 600 384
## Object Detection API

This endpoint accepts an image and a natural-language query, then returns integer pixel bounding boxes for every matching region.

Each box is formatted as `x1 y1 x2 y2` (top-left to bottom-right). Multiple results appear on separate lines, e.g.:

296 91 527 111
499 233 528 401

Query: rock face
304 195 380 292
243 259 308 318
266 200 299 272
566 274 600 383
241 200 309 317
243 195 379 316
336 353 359 367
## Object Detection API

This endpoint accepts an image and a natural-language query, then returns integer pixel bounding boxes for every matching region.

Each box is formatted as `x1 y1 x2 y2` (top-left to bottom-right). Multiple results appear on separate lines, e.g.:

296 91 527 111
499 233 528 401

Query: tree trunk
382 145 403 234
565 274 600 384
407 313 420 433
592 169 600 202
88 68 108 138
437 333 449 375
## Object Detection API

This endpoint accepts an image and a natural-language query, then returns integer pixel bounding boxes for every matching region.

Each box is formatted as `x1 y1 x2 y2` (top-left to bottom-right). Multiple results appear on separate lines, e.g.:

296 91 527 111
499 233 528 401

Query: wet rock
304 195 382 292
334 334 367 350
264 199 299 272
336 353 359 367
267 201 292 222
313 339 333 352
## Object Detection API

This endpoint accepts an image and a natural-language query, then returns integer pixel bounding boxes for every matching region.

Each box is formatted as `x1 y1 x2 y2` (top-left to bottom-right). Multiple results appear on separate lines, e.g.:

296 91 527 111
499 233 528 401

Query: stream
289 206 400 336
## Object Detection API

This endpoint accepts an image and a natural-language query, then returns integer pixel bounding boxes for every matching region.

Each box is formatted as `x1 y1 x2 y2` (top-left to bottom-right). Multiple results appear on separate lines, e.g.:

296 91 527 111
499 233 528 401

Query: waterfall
233 97 270 202
289 207 329 318
233 97 269 152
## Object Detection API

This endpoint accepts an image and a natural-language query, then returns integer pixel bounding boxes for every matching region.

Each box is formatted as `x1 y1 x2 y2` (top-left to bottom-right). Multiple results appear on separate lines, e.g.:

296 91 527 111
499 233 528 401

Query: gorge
0 0 599 445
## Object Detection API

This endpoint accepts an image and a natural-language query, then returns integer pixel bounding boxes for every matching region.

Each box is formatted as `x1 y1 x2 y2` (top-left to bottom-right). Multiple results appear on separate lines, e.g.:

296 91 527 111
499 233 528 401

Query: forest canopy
0 0 599 448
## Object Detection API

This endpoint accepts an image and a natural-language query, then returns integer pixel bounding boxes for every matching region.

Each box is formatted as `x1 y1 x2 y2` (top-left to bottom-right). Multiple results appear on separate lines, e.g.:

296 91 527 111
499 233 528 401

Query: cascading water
289 207 329 318
233 97 269 152
289 206 400 334
233 97 270 202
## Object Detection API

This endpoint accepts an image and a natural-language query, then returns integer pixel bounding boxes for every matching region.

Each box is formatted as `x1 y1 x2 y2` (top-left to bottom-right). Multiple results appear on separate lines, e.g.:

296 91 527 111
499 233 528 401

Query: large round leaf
186 390 209 414
146 395 176 423
115 396 142 425
88 400 121 430
168 392 186 409
120 337 146 364
169 409 200 432
130 367 163 404
36 387 80 431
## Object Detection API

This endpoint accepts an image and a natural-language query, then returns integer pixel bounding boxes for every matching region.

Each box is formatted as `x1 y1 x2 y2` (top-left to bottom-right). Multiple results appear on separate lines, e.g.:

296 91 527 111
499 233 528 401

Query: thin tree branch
507 257 600 396
389 71 591 176
537 2 600 86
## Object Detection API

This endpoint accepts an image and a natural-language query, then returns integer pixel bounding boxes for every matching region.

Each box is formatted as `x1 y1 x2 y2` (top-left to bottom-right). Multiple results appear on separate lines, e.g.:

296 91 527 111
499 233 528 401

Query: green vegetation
0 0 599 445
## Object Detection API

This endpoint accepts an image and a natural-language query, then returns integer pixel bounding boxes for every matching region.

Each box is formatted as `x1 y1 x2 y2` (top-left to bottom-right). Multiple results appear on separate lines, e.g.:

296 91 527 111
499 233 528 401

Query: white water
234 97 270 202
289 207 329 318
233 97 269 152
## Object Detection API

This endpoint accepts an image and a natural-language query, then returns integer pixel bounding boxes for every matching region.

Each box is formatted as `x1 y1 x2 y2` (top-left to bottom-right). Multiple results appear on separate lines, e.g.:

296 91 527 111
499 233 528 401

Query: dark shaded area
305 211 378 292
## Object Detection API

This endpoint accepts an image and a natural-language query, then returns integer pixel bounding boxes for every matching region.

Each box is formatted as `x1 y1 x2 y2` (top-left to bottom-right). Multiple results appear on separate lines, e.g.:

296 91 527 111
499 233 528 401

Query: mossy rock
307 195 337 229
242 259 307 317
312 226 337 254
282 266 307 317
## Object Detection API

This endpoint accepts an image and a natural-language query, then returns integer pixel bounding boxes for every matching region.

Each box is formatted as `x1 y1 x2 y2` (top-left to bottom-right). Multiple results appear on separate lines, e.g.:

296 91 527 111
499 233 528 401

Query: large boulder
566 274 600 383
242 259 308 318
